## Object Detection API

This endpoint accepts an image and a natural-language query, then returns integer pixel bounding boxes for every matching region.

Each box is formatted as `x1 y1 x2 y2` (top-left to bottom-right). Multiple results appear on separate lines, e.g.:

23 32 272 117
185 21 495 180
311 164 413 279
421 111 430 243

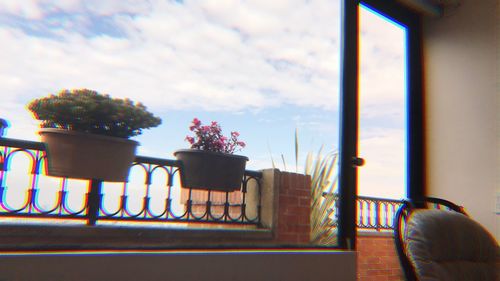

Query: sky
0 0 406 199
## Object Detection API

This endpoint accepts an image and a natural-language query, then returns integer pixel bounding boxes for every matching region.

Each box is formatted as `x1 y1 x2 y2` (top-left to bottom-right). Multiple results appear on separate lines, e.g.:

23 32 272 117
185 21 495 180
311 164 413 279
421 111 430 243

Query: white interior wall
423 0 499 240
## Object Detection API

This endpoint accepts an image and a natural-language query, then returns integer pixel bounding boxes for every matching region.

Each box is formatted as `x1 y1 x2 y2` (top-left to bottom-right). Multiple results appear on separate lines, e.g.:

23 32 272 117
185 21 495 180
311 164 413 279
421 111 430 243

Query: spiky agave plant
268 129 339 245
306 149 339 246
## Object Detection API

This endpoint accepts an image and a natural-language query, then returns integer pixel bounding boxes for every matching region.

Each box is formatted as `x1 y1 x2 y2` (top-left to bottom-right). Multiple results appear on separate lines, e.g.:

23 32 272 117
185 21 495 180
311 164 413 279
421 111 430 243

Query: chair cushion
405 209 499 281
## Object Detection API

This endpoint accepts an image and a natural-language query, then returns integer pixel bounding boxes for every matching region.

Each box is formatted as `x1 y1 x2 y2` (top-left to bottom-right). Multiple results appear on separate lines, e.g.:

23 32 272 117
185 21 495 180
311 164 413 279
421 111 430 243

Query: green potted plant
27 89 161 182
174 118 247 191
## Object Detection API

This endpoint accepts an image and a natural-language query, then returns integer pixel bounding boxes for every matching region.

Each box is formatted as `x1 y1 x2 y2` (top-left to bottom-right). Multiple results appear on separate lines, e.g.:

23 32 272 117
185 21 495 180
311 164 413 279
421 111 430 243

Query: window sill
0 223 274 251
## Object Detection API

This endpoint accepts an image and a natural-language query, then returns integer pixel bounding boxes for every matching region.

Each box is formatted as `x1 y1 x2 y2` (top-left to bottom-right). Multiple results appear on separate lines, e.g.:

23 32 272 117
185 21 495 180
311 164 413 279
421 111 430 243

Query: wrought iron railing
1 135 404 232
328 194 403 231
0 137 262 227
356 196 402 231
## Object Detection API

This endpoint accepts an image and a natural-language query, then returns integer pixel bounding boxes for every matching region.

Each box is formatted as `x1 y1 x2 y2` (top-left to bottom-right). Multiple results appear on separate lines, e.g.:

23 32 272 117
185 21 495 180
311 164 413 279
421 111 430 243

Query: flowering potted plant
27 89 161 182
174 118 247 191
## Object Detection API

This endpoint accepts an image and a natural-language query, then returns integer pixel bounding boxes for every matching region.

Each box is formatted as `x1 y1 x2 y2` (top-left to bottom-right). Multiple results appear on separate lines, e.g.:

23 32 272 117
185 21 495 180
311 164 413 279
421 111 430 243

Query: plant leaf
281 154 287 172
295 127 299 173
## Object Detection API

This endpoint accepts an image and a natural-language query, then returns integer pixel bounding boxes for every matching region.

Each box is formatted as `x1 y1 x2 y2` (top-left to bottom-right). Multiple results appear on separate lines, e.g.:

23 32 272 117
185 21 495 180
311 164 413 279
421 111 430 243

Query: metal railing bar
0 136 263 228
0 137 45 151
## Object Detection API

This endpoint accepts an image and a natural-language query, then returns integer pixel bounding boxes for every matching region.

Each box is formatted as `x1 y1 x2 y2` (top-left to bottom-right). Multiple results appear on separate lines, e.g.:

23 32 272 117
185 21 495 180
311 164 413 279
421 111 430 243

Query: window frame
337 0 424 250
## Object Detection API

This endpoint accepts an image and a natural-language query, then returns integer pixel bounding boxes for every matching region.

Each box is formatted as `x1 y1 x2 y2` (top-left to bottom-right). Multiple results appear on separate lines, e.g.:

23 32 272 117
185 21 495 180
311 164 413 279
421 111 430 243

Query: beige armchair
394 198 499 281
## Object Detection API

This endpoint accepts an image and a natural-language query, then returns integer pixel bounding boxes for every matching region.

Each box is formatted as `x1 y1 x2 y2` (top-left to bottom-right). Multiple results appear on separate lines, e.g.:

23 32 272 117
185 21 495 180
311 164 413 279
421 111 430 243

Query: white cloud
0 0 337 146
83 0 152 16
0 0 151 19
0 1 45 19
359 5 406 118
358 127 406 199
0 0 343 117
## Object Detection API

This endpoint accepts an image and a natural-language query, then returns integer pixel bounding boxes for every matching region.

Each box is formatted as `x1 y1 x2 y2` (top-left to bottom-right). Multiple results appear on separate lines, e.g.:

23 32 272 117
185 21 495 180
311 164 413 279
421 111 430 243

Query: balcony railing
327 194 403 231
356 196 402 231
1 136 404 233
0 137 262 227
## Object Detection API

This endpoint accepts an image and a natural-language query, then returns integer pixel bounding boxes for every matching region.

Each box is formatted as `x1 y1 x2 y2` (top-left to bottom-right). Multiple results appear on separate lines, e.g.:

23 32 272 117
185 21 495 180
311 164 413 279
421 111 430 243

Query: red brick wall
357 233 404 281
182 170 312 246
274 172 311 245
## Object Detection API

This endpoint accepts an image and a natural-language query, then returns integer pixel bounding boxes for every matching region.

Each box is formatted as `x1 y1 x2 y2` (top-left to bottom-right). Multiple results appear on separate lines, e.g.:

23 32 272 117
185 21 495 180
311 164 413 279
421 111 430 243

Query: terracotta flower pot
174 149 248 192
39 128 138 182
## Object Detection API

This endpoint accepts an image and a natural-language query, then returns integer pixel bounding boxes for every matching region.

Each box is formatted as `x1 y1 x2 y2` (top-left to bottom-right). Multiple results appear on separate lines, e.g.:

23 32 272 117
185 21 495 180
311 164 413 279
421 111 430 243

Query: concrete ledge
0 250 357 281
357 230 394 237
0 224 274 250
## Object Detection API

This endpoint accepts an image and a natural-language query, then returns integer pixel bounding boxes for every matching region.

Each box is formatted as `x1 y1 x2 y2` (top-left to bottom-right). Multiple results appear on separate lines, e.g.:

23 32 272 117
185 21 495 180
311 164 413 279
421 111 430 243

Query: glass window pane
358 5 407 200
0 1 342 247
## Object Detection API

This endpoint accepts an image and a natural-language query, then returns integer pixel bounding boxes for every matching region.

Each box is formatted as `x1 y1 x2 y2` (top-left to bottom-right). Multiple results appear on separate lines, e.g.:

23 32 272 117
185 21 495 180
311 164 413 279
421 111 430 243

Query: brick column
273 171 311 245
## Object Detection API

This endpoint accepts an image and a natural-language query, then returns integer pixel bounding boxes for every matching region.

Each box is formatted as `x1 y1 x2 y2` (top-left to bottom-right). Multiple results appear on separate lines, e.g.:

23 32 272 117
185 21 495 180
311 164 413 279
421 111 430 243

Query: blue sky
0 0 406 199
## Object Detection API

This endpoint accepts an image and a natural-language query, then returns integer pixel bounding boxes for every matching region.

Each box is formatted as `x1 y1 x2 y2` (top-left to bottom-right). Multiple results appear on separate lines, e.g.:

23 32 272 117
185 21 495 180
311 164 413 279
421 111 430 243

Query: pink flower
184 118 245 154
200 126 210 133
189 118 201 131
185 136 195 144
